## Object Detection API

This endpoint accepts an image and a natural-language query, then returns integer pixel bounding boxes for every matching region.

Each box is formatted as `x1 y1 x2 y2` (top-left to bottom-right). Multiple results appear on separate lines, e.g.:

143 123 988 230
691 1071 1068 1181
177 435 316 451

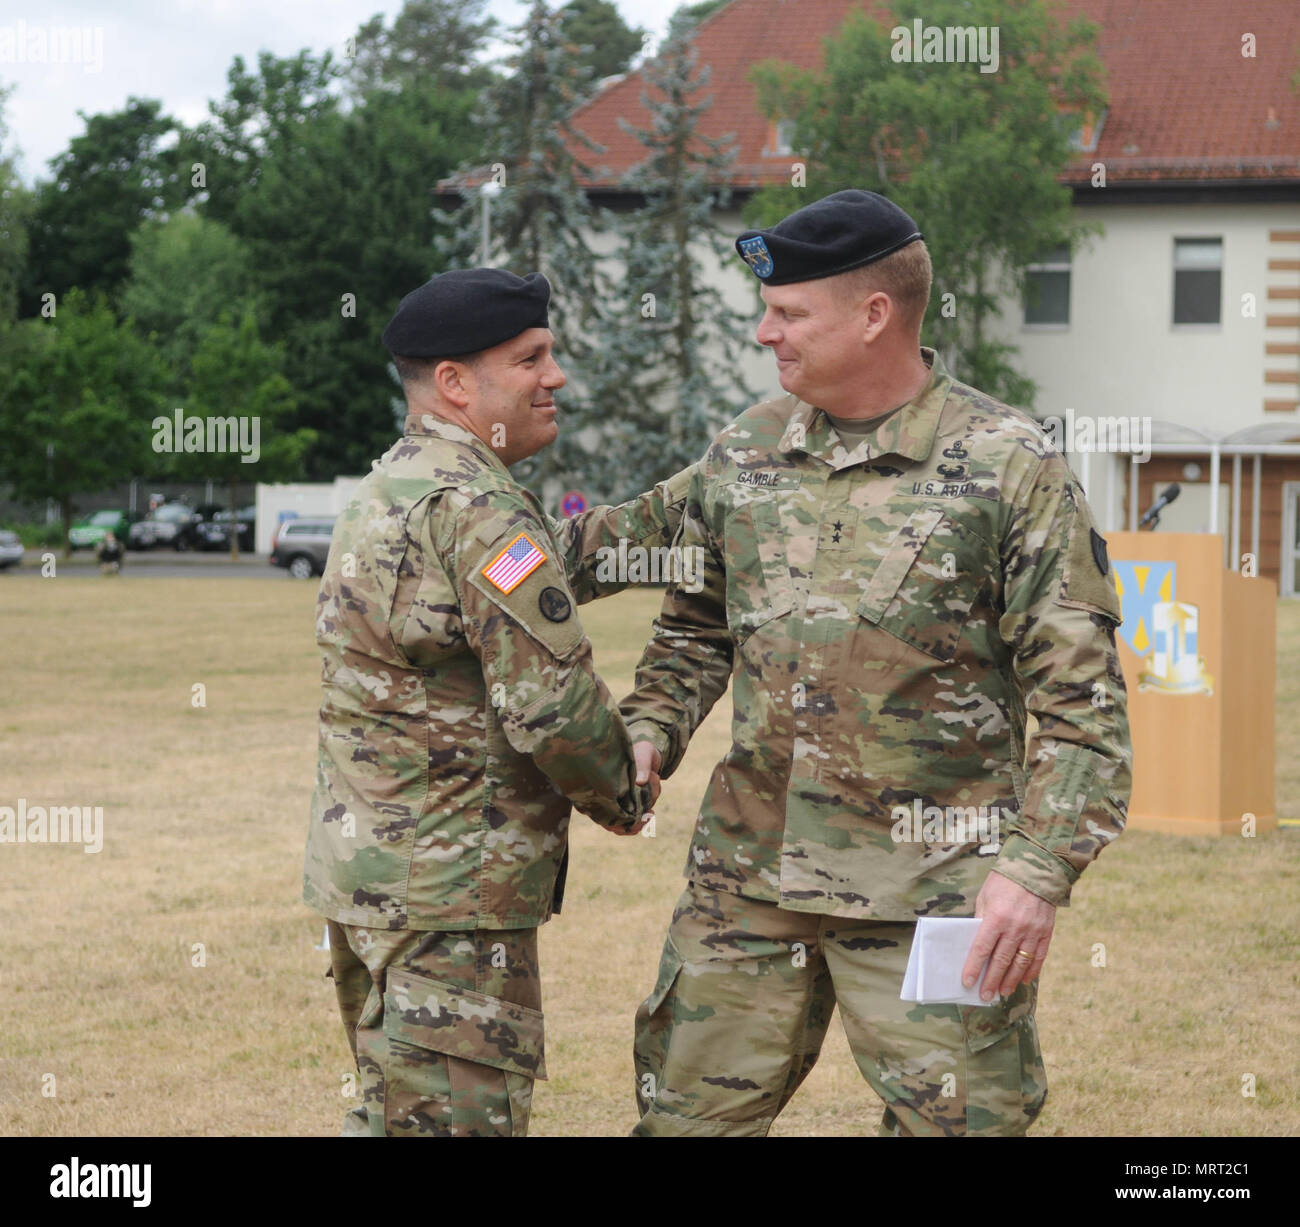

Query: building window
1173 238 1222 325
1067 108 1107 153
766 118 796 156
1024 245 1071 326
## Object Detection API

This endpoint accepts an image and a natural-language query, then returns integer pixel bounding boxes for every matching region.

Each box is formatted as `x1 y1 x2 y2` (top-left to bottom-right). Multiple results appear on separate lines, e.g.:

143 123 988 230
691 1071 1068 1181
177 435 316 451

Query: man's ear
861 291 892 344
434 359 473 409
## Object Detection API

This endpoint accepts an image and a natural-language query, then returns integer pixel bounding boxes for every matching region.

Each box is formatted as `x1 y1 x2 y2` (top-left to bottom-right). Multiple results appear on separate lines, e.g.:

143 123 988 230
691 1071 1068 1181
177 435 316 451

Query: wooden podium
1104 532 1276 836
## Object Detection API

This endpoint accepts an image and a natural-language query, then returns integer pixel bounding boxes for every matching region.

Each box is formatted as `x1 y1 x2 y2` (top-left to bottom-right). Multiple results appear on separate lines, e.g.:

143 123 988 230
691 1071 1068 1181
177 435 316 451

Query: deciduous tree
750 0 1107 406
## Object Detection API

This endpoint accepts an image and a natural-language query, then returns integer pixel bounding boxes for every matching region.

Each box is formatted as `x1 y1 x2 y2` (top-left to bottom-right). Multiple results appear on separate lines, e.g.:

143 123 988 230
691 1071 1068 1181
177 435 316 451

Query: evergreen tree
439 0 612 499
187 50 342 230
557 0 646 81
587 32 756 498
344 0 498 97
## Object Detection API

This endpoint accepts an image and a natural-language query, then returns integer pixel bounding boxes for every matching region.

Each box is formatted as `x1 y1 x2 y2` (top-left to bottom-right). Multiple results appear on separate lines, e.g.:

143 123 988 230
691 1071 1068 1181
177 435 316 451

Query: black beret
735 190 922 286
382 268 550 358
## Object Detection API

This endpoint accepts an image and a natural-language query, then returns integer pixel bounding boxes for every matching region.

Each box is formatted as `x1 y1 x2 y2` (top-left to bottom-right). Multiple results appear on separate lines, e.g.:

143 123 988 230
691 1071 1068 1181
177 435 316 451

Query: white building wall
577 196 1299 534
983 201 1298 437
590 198 1297 438
595 201 1300 438
255 477 362 554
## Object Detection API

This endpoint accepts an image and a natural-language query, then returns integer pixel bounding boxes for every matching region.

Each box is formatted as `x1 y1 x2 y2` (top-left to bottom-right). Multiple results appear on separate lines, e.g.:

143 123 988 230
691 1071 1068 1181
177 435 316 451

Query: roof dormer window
765 118 797 156
1068 108 1107 153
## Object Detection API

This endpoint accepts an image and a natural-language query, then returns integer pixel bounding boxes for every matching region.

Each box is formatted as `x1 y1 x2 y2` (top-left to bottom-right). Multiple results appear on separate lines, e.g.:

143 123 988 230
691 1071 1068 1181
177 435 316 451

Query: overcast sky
2 0 684 184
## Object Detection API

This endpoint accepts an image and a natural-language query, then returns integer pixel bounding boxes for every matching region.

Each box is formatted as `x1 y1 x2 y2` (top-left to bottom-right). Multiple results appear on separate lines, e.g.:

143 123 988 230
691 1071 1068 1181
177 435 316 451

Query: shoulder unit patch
538 586 572 622
1090 527 1109 576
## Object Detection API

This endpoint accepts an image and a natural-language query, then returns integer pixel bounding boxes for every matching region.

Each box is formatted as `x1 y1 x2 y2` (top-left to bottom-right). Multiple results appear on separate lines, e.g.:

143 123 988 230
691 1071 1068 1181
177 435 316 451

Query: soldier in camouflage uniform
303 268 692 1136
622 191 1132 1136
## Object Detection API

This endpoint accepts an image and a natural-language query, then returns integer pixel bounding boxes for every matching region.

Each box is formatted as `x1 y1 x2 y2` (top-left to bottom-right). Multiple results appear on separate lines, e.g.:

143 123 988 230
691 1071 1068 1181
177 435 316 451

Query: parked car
0 530 23 570
68 509 139 552
179 503 227 550
127 502 198 550
195 506 256 552
270 517 336 578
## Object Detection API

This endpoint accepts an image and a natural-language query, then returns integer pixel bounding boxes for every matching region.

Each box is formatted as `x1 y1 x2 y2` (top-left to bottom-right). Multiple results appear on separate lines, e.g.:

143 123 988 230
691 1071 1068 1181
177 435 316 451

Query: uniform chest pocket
857 505 986 662
722 489 796 637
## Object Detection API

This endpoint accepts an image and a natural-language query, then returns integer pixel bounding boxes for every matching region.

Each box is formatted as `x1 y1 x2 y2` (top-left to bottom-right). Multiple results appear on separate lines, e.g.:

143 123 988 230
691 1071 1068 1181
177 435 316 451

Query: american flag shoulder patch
481 532 548 594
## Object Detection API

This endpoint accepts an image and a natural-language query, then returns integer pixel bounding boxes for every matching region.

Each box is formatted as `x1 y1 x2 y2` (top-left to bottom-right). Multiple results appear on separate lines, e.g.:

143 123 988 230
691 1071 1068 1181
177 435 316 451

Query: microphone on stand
1139 483 1181 529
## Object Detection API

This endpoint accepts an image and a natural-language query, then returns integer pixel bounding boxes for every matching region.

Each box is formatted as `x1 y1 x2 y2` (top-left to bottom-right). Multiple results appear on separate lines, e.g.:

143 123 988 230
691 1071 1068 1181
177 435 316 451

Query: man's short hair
392 351 480 389
831 240 932 330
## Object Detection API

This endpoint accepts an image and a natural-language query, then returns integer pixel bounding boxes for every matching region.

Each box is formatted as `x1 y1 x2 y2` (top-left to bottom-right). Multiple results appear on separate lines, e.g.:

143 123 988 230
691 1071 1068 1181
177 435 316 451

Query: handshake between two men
304 186 1131 1139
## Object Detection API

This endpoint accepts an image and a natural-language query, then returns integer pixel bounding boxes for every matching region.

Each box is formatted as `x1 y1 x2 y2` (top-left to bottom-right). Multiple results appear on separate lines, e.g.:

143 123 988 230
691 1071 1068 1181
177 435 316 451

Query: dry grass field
0 576 1296 1137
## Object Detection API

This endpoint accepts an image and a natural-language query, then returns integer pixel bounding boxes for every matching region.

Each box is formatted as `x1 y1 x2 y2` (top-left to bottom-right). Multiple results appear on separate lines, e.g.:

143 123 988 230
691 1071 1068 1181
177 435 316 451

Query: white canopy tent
1066 421 1300 574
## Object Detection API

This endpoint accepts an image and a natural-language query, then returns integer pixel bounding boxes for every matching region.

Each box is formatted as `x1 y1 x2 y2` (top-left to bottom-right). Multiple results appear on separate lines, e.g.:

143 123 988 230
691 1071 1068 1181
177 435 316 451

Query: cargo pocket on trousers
960 985 1047 1136
633 938 685 1113
382 967 547 1137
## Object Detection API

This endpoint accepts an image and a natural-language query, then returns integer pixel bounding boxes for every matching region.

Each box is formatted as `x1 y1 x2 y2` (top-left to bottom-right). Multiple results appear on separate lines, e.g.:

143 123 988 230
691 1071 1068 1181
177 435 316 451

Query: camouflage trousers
632 885 1047 1137
326 920 546 1137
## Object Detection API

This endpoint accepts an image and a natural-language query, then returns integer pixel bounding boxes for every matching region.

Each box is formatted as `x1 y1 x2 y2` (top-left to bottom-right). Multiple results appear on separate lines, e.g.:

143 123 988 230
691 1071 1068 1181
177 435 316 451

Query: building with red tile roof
561 0 1300 586
571 0 1300 192
446 1 1300 585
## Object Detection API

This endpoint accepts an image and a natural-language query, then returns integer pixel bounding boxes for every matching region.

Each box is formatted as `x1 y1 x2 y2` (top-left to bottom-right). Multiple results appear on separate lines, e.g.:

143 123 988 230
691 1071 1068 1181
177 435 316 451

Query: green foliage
228 84 484 478
587 32 756 499
449 0 606 328
0 520 63 549
557 0 646 80
344 0 497 96
0 83 30 324
122 212 262 398
748 0 1108 407
0 291 167 548
187 50 342 230
19 98 189 315
183 307 313 488
142 306 311 552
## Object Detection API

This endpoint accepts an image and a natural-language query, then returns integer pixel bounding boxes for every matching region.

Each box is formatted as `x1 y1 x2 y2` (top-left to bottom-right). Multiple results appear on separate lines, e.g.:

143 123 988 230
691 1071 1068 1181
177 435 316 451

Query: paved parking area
1 551 298 581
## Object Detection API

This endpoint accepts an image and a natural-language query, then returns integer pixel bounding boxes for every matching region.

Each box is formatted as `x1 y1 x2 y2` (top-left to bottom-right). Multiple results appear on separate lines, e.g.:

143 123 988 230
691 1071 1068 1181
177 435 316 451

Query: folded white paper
900 917 995 1006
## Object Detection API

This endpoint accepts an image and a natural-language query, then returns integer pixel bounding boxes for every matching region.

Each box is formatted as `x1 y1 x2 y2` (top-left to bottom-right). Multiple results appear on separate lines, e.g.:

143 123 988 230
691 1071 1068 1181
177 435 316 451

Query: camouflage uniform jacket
622 349 1132 919
304 413 692 931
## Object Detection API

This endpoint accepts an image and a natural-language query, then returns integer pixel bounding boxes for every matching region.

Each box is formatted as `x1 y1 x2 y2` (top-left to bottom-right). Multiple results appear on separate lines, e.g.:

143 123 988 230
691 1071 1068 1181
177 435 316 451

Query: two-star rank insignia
831 520 844 543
